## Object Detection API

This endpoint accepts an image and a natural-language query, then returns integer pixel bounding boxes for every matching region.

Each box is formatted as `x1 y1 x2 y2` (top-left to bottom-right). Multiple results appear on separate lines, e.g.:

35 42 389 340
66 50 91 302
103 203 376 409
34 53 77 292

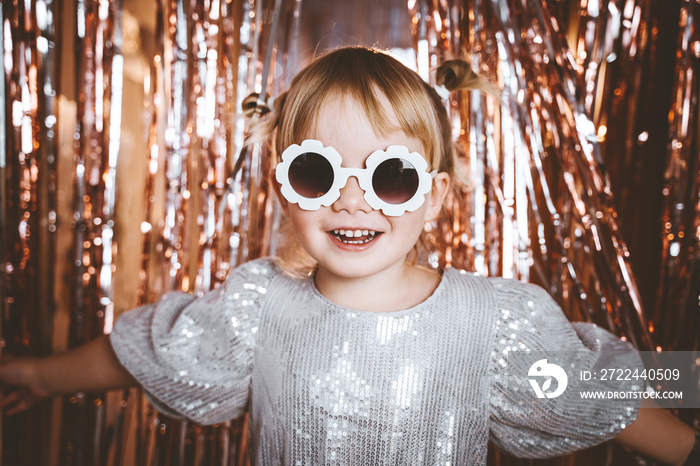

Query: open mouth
330 229 380 244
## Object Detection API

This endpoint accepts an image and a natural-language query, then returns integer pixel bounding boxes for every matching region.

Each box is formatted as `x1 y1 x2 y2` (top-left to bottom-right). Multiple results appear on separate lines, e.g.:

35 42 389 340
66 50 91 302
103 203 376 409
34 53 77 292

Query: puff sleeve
110 258 275 425
488 278 643 458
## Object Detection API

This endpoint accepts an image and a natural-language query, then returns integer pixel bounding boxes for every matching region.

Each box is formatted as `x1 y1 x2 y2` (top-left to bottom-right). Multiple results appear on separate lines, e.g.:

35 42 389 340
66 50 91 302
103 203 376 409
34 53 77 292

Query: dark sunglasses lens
288 152 334 199
372 158 419 204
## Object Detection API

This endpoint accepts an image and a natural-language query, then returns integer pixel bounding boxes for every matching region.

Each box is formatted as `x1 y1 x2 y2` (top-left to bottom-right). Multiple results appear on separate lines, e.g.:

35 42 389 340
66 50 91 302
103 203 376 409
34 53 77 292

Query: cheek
390 210 428 238
287 208 322 241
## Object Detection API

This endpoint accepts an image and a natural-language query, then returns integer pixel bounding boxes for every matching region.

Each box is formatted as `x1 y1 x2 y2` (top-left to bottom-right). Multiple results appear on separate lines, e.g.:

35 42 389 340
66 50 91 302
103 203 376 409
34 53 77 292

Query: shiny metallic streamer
556 1 687 352
552 0 698 386
137 0 166 304
657 0 700 354
126 0 170 456
220 0 257 272
161 0 190 294
231 0 285 267
0 0 59 463
0 3 5 172
408 0 432 81
59 0 126 463
0 8 6 377
132 0 221 460
191 0 225 295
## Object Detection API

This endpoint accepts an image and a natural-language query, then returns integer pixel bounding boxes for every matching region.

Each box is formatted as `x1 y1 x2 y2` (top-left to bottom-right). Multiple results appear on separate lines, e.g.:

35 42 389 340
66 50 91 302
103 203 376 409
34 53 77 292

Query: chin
318 258 400 280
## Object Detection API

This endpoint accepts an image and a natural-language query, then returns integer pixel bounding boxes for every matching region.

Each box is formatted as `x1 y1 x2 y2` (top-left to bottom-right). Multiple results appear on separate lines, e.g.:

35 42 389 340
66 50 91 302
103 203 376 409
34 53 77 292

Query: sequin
112 258 642 465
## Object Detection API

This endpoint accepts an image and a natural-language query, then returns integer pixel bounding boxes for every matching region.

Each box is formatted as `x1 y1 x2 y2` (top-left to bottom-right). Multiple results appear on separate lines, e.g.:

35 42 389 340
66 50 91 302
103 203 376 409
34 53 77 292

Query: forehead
307 94 425 159
311 93 398 135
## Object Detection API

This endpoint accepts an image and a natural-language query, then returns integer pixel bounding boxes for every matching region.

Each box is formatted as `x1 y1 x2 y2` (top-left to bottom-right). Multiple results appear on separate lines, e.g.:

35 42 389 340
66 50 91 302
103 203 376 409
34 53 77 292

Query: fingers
5 397 32 415
0 357 50 415
0 391 21 410
0 390 36 415
0 357 45 415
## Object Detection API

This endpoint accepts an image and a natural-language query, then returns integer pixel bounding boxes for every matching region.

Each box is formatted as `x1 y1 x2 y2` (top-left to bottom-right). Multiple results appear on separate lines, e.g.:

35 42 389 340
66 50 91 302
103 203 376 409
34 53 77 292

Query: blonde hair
248 47 494 275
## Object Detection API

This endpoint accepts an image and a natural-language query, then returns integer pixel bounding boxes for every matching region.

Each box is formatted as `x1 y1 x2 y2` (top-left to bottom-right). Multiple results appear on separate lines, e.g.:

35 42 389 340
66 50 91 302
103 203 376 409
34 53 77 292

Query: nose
331 175 372 214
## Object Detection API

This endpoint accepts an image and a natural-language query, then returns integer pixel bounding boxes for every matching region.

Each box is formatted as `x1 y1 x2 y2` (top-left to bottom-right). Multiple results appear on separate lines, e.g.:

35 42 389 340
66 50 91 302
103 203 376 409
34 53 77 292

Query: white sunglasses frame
275 139 436 216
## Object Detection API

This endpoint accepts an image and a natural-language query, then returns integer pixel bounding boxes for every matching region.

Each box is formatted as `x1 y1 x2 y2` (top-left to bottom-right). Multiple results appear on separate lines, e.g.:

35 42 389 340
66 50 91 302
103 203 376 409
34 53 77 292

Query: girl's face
281 93 449 284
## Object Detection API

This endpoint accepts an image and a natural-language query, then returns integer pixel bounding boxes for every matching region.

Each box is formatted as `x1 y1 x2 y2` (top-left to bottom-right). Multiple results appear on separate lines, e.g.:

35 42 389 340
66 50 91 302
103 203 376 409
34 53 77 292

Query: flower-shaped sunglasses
275 139 436 216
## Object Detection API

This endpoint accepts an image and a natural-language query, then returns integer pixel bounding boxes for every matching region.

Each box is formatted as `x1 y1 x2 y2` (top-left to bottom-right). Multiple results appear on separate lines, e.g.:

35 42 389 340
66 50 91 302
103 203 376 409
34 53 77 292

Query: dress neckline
305 267 455 316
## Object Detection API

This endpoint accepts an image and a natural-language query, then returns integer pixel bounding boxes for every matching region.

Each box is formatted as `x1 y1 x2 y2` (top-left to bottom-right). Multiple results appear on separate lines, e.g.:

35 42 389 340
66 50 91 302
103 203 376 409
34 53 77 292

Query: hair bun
242 93 271 119
436 60 500 98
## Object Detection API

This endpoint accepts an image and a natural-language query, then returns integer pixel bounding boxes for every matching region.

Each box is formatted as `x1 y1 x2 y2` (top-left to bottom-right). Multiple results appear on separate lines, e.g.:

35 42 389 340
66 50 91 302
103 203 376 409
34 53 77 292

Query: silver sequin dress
110 257 642 465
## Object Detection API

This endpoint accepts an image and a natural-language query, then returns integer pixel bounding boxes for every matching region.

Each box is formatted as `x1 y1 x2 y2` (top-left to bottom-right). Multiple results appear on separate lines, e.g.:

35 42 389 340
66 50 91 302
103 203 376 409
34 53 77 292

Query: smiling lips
330 229 381 244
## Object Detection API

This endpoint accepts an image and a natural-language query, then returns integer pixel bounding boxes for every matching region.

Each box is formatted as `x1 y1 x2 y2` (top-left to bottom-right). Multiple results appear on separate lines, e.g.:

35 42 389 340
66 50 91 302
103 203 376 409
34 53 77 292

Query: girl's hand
0 336 137 416
615 399 696 466
0 356 51 414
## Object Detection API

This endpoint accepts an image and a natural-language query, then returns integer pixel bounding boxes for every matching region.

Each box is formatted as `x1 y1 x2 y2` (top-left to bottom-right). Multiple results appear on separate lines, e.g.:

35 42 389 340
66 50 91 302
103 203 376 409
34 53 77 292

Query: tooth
339 229 346 236
334 230 339 235
362 230 369 236
353 230 361 237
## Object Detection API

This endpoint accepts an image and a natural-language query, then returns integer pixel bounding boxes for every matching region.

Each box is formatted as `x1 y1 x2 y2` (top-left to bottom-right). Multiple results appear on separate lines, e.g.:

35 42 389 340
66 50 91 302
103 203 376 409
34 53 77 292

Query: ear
424 172 450 222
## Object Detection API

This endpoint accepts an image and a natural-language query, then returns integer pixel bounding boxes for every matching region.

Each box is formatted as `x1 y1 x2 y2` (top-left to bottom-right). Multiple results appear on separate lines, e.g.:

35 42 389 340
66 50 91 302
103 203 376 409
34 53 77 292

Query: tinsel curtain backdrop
0 0 697 465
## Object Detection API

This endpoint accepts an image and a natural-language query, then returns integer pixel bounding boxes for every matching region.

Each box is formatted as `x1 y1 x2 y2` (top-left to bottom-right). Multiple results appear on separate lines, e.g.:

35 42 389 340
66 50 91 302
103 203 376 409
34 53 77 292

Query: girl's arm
0 335 137 414
614 399 696 465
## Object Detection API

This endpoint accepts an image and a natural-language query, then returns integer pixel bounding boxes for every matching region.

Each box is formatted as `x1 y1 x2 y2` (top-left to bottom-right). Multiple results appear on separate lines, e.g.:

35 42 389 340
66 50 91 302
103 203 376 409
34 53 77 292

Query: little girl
0 47 696 465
